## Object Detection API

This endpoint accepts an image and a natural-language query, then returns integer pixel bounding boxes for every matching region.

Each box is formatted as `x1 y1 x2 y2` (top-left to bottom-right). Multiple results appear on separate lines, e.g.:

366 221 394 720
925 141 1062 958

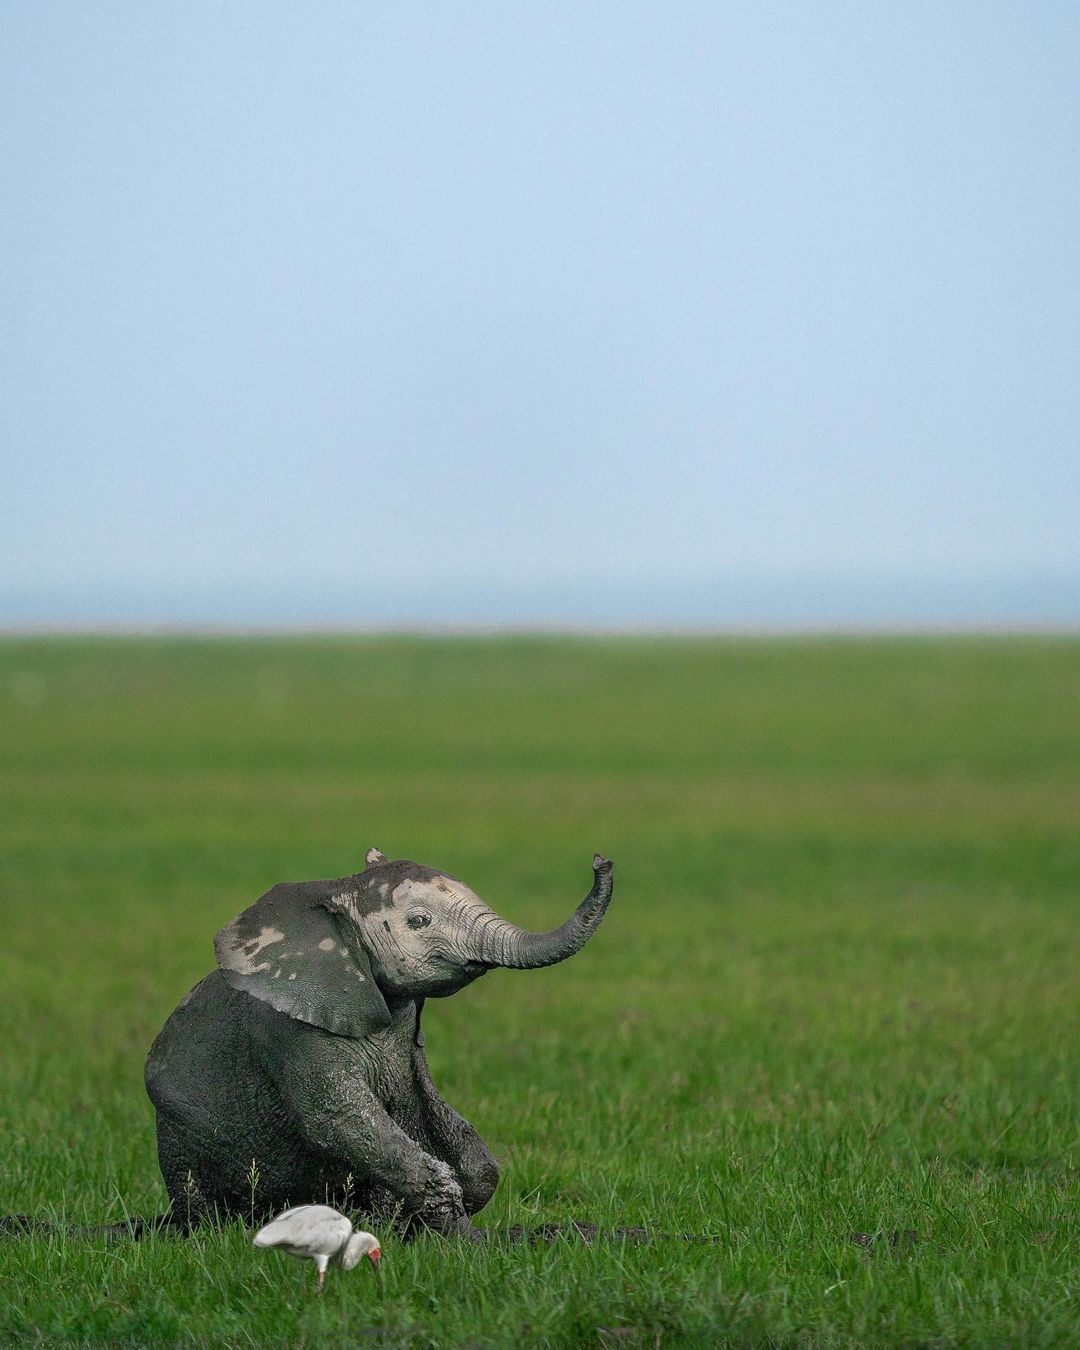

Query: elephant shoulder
246 997 359 1062
246 1000 377 1103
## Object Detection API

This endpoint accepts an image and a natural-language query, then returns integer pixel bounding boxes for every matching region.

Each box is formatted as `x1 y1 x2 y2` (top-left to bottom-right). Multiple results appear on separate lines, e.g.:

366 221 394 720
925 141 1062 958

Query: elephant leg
428 1107 499 1217
155 1116 219 1228
264 1031 473 1234
411 1051 499 1215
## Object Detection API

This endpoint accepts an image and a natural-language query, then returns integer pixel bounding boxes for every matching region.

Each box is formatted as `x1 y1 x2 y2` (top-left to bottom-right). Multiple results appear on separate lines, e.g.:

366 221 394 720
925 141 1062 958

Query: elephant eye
406 912 432 930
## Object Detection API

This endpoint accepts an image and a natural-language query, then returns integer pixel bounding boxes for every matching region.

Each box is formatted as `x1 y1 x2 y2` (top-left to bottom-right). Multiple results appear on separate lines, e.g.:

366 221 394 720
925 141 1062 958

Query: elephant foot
367 1156 472 1240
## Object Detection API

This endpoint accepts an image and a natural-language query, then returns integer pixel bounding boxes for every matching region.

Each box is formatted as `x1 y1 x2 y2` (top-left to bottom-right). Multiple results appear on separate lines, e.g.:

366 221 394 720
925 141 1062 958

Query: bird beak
368 1248 381 1265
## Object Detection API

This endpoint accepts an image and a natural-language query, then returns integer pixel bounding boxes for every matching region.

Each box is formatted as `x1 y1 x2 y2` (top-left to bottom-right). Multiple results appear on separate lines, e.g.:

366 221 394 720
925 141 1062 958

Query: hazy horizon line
3 570 1078 633
4 620 1079 640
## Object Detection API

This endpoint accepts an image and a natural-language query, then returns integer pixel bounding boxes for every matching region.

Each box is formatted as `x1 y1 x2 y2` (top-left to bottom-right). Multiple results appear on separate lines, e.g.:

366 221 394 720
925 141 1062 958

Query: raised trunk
471 855 614 970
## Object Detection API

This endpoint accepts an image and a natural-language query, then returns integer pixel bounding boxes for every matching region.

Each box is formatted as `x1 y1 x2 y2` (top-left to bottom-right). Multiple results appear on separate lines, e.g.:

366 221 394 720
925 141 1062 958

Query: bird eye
406 912 432 930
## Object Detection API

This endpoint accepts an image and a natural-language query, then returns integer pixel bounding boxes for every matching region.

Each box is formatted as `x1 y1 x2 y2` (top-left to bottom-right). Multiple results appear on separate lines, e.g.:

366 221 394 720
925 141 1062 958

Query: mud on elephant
145 850 615 1237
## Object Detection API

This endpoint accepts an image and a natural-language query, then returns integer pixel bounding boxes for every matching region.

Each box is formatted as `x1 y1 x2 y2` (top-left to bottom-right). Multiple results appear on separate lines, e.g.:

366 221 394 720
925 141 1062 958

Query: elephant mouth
461 960 493 978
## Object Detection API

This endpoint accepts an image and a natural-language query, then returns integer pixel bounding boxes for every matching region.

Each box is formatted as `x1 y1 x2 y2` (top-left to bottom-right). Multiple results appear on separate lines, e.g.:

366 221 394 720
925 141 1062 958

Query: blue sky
3 3 1078 626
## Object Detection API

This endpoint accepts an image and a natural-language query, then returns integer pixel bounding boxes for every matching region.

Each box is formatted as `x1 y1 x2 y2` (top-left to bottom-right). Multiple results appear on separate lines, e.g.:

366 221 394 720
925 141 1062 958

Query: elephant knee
459 1148 499 1215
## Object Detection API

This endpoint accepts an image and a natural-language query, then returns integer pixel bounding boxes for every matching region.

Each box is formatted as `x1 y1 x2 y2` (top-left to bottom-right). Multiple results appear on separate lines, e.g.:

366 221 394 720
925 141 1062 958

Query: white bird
252 1205 381 1291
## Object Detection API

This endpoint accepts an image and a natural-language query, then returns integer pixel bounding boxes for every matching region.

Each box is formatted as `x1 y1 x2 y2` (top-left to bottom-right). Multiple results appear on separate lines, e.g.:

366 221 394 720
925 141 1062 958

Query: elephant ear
213 879 391 1039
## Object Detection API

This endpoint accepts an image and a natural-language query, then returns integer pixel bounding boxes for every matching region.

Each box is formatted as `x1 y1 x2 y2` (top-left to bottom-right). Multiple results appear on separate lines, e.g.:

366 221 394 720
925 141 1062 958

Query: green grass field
1 636 1078 1347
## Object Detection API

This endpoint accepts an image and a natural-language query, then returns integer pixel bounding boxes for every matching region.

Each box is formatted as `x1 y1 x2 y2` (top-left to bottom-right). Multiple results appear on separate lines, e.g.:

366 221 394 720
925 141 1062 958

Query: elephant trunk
472 855 614 970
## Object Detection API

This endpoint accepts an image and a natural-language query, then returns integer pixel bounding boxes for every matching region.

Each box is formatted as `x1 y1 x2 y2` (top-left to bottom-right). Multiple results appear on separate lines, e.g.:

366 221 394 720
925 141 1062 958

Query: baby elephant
145 850 614 1236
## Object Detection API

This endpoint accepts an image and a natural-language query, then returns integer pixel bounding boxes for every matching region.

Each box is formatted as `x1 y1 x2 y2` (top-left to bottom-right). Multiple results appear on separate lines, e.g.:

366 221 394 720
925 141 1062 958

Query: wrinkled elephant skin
145 851 614 1236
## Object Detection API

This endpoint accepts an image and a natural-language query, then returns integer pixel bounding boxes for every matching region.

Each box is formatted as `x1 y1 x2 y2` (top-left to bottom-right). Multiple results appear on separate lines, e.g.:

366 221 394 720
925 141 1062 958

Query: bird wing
252 1205 351 1256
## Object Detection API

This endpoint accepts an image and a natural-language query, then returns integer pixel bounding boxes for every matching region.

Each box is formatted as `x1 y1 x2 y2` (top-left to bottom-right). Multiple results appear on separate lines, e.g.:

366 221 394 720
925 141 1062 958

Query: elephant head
213 850 615 1037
